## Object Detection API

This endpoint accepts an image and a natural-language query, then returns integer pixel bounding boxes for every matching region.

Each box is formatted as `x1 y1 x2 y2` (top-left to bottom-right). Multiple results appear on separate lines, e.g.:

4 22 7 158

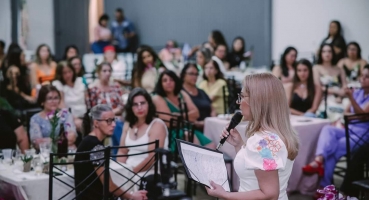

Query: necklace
133 123 145 139
299 83 306 89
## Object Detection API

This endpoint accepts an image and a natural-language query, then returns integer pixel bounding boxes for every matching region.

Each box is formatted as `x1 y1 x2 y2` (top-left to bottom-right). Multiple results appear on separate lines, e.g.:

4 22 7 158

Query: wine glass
40 142 51 163
67 148 76 170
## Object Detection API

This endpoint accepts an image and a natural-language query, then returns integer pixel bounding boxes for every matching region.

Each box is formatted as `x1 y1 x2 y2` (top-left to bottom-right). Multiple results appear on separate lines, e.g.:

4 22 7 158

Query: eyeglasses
132 101 147 108
46 96 60 102
186 72 199 77
96 118 117 125
236 93 248 104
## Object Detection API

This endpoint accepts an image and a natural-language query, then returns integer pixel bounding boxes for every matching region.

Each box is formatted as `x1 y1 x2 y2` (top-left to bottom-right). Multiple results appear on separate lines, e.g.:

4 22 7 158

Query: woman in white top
117 88 168 175
53 61 86 132
207 73 299 200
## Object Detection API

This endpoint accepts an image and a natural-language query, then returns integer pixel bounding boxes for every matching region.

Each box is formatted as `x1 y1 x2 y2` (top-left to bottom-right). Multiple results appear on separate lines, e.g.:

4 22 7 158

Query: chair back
110 140 160 199
344 113 369 165
48 147 110 200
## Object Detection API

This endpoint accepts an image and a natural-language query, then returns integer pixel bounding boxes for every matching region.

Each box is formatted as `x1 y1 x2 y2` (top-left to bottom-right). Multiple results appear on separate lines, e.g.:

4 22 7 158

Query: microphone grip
216 125 235 150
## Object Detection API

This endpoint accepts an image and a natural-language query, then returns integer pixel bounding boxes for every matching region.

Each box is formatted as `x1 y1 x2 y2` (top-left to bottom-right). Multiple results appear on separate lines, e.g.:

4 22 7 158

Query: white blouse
52 77 87 118
233 131 294 200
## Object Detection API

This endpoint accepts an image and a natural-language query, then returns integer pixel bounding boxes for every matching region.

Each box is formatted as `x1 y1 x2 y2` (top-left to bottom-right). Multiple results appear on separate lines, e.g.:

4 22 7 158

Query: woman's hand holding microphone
220 124 244 150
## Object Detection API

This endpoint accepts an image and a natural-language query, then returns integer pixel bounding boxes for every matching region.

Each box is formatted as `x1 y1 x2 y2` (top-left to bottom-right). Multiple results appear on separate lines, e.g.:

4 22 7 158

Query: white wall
27 0 55 52
0 0 11 49
272 0 369 62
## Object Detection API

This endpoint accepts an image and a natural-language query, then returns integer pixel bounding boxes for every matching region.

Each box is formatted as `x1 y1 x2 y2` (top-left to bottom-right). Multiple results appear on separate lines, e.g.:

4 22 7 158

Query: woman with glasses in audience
285 59 322 117
198 60 228 115
76 104 147 200
272 47 297 84
313 44 347 102
29 85 77 149
153 70 214 150
30 44 57 88
117 88 168 174
86 62 124 148
132 47 166 93
52 61 86 132
181 63 215 131
337 42 367 81
320 20 346 61
303 64 369 191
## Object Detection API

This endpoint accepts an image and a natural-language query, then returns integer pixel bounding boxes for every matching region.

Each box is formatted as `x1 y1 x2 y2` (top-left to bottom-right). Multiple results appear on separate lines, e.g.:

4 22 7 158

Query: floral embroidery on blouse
256 132 282 171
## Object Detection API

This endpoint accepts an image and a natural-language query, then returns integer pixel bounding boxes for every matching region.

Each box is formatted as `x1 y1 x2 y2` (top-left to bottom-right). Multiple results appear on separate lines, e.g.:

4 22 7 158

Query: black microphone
216 111 243 150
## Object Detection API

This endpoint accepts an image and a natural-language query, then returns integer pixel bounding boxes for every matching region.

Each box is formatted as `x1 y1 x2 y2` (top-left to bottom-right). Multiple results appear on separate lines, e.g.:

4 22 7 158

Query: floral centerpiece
21 155 33 172
47 109 69 155
317 185 358 200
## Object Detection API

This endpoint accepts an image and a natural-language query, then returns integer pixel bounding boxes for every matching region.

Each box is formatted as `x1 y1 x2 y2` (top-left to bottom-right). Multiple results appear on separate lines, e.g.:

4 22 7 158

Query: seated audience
30 44 57 91
117 88 168 174
320 20 346 61
86 62 124 147
181 63 215 130
62 45 79 61
91 14 112 54
302 65 369 189
285 59 322 117
337 42 367 80
102 45 127 82
75 104 147 200
132 47 166 93
214 44 230 70
152 70 214 150
272 46 297 84
227 36 251 69
0 109 29 153
68 56 87 86
30 85 77 149
313 44 347 98
52 61 86 132
198 60 228 115
196 48 212 84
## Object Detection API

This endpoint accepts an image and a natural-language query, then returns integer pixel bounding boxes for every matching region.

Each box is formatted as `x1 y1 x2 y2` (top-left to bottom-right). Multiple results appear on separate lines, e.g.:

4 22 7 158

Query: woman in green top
152 70 215 151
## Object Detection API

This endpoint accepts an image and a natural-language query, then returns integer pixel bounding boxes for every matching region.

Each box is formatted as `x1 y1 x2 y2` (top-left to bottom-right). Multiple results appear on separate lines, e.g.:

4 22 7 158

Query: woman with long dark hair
285 59 322 117
1 46 35 109
227 36 247 69
117 88 168 174
208 30 227 49
320 20 346 61
132 47 166 93
313 44 347 99
62 45 79 61
272 47 298 84
198 60 228 115
337 42 367 80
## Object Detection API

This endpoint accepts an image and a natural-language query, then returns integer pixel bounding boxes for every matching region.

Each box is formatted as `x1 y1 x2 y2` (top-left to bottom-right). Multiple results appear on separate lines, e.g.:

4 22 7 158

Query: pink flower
263 159 277 171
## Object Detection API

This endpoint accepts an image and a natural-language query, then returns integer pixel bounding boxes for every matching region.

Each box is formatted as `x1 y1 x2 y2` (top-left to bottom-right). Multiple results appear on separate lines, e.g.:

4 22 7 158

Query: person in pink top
91 14 112 53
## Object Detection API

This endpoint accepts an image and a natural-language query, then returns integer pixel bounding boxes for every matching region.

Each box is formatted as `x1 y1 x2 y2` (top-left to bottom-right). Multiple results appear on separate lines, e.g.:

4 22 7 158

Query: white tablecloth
0 161 138 200
204 116 330 195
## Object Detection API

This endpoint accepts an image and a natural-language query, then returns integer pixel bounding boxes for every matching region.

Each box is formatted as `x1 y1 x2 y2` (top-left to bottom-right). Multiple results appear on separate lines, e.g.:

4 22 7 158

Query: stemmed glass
40 142 51 163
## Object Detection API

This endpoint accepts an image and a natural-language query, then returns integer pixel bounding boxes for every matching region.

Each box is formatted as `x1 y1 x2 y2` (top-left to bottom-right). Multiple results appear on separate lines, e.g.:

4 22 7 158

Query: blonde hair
243 73 299 160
